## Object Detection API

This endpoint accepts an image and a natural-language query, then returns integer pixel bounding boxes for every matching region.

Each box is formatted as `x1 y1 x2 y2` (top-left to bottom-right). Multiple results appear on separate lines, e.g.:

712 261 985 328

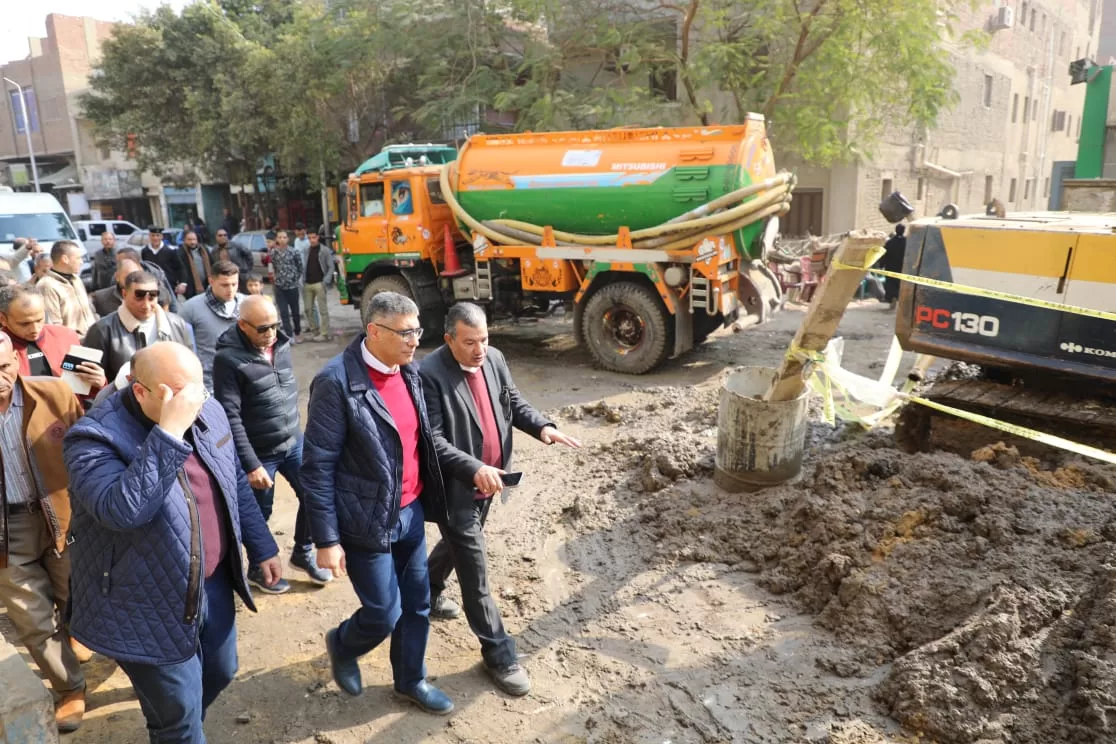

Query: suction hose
439 162 794 253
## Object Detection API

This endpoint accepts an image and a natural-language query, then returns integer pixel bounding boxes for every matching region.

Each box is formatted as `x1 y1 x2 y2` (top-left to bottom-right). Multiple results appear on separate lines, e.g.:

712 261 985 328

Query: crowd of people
0 214 581 743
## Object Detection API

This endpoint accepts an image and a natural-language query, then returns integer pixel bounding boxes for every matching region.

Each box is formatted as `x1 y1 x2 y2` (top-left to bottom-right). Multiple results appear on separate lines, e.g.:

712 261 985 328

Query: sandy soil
10 295 1114 744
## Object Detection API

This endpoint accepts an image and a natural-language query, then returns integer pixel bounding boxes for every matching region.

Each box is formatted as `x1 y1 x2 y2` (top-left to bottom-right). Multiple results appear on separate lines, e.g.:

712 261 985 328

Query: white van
0 191 88 284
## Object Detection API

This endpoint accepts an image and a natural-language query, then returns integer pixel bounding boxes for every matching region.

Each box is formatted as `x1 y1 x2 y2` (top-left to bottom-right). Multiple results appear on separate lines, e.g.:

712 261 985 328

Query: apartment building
786 0 1103 236
0 13 160 224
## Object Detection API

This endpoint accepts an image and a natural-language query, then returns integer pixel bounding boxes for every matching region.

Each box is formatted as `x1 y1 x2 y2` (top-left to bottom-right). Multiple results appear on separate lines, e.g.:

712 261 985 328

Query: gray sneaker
431 594 462 620
486 662 531 696
247 565 290 595
289 550 333 585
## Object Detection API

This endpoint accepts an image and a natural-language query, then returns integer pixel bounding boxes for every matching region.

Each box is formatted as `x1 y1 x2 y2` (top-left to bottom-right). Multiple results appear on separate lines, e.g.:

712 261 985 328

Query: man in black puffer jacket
212 295 332 592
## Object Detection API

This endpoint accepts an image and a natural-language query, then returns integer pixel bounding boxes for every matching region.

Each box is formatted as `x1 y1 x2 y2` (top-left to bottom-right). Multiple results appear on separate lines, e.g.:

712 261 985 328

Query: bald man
63 342 282 742
213 296 330 590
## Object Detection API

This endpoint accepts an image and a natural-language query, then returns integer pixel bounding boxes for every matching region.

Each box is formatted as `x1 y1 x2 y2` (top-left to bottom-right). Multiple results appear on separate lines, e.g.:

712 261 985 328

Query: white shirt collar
118 303 165 335
459 364 480 374
361 341 398 374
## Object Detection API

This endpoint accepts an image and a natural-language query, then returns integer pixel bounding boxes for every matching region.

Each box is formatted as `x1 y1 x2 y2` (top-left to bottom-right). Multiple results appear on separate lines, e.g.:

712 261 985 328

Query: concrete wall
0 637 57 744
1061 176 1116 207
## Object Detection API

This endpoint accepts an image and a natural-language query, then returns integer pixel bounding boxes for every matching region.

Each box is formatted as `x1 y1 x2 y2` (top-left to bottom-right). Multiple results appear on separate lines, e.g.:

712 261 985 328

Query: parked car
73 219 142 254
229 230 272 272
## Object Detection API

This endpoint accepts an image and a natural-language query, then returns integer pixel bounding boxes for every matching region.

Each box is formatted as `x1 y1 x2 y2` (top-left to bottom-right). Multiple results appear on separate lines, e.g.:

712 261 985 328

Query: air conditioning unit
992 6 1015 31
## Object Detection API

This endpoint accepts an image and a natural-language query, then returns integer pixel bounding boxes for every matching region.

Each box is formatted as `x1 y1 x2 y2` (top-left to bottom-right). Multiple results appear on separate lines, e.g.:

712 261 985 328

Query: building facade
787 0 1103 236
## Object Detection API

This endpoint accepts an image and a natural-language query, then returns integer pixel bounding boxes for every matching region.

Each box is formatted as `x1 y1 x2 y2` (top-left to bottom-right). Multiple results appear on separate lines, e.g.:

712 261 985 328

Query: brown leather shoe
70 637 94 664
56 689 85 733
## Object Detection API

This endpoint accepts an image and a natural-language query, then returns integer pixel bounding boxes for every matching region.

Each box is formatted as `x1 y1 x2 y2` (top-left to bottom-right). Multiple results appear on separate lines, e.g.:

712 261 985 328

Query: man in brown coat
0 330 87 731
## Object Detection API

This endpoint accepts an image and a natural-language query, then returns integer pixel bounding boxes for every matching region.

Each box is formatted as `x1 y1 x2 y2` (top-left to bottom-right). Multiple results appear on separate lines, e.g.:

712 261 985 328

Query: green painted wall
1075 65 1111 178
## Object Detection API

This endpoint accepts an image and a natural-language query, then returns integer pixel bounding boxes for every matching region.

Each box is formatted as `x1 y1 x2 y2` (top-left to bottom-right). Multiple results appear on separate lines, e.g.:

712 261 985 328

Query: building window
1023 96 1030 123
1021 3 1028 27
1009 178 1017 202
1029 8 1035 31
1031 99 1038 121
985 175 994 204
1077 117 1082 137
99 146 111 161
1012 94 1019 122
1052 110 1066 131
881 178 893 202
1040 13 1045 37
8 87 39 134
983 75 993 107
1024 179 1032 200
1043 178 1050 198
916 178 925 200
1067 114 1073 135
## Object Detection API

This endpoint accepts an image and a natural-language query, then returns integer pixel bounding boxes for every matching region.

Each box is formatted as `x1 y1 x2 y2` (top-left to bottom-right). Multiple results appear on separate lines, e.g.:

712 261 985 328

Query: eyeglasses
375 323 423 342
134 379 211 401
132 289 160 301
251 322 281 334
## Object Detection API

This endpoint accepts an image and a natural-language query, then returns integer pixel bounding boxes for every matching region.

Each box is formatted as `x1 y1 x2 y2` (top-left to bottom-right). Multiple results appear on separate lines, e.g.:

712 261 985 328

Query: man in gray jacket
178 261 243 391
299 231 334 342
419 302 580 696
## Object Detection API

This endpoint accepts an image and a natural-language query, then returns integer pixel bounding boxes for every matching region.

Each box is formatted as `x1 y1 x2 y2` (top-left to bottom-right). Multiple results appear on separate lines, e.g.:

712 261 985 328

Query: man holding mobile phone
419 302 580 696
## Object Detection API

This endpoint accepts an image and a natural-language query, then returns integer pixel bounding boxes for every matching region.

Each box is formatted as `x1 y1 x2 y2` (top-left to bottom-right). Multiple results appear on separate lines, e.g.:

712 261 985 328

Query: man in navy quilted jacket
62 342 283 743
302 291 453 714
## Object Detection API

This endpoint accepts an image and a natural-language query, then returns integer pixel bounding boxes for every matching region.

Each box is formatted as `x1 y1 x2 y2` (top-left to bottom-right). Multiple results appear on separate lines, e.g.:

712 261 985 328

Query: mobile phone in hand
500 472 523 487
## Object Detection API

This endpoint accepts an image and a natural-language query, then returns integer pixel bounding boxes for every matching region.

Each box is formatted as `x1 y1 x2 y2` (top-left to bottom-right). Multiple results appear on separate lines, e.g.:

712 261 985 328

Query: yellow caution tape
790 346 1116 465
904 394 1116 466
831 261 1116 324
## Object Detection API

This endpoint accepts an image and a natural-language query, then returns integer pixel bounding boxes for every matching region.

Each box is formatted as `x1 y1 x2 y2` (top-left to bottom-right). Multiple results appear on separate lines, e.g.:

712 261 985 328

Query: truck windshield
0 212 76 242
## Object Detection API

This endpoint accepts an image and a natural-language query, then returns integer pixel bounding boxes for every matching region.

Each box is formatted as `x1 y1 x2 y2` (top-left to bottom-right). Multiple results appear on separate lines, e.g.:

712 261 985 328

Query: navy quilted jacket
62 389 279 665
303 335 447 552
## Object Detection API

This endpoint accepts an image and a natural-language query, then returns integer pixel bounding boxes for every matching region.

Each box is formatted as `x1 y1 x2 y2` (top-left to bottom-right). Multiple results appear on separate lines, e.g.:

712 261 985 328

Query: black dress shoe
326 629 362 696
393 680 454 715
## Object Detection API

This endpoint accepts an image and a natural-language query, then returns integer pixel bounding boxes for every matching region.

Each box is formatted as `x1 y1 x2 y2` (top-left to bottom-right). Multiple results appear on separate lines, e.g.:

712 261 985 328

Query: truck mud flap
738 260 783 323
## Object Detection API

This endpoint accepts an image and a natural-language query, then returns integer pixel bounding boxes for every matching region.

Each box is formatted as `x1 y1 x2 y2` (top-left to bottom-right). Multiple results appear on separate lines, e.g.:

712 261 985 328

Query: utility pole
2 77 40 192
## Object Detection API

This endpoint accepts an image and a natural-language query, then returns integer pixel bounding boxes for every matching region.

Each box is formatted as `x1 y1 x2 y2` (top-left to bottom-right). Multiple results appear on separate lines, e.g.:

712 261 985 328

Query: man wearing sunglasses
81 271 193 383
214 296 332 592
302 291 453 714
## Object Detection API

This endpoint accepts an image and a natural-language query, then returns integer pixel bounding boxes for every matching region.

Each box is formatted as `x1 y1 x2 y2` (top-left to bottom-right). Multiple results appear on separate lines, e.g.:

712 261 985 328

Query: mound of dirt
621 387 1116 744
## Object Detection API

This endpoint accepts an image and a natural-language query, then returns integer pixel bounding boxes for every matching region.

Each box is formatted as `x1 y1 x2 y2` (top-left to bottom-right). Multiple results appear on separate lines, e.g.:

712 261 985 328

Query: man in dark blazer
419 302 580 696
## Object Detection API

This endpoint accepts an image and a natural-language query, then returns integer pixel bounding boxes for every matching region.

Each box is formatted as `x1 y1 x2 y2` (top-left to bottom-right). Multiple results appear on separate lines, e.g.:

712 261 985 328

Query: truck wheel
360 274 414 329
360 274 443 344
581 281 671 374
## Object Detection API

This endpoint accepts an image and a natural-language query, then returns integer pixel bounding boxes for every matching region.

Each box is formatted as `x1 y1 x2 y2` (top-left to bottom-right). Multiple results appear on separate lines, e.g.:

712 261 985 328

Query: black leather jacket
81 309 193 382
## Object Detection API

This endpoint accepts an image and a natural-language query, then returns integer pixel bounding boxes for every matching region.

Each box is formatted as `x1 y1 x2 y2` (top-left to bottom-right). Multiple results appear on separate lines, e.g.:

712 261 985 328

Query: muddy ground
9 295 1115 744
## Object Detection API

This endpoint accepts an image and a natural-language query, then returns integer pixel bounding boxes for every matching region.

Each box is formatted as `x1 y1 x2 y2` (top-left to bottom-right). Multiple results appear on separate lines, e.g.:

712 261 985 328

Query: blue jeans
117 562 238 744
334 500 430 690
252 438 312 559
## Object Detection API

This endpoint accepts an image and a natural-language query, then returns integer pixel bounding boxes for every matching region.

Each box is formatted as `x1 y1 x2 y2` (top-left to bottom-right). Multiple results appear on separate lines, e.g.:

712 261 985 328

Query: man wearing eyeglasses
63 342 283 742
302 291 453 714
214 296 331 593
81 270 193 383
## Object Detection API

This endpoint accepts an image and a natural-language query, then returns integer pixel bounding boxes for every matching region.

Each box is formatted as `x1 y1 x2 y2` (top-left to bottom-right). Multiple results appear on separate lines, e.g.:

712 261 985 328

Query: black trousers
427 497 517 668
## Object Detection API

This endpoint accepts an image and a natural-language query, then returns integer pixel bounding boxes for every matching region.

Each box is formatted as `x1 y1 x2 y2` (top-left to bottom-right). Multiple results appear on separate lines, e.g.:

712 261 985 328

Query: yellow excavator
892 209 1116 453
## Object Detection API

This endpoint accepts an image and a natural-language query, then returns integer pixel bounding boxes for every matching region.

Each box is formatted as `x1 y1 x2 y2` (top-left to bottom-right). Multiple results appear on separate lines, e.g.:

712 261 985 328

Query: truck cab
338 144 458 327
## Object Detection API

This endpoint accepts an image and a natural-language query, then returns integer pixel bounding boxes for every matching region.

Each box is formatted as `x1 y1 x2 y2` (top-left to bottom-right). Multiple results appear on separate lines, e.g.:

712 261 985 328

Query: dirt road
34 297 1116 743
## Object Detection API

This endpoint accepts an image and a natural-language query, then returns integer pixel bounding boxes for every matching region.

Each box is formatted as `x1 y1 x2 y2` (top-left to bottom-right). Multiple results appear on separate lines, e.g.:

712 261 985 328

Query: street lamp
2 77 40 192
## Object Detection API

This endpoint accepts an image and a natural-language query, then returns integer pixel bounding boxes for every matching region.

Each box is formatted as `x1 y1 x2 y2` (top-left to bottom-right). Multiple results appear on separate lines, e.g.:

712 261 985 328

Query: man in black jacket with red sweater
419 302 580 696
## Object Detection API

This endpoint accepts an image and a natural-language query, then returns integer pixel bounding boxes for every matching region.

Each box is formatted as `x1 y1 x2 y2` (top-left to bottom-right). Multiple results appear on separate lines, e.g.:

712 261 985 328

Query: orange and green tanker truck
336 117 793 374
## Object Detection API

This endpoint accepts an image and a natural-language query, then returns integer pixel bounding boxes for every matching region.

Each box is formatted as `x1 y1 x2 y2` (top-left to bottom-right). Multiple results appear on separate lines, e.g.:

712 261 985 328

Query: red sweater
368 368 423 508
